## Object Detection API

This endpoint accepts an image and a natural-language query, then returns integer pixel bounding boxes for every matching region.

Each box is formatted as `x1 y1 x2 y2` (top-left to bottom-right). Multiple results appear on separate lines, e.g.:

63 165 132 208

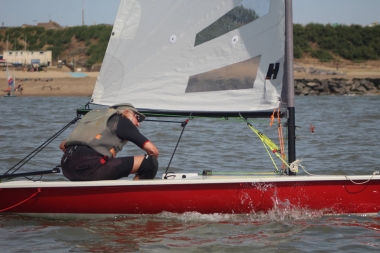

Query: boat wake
154 198 325 223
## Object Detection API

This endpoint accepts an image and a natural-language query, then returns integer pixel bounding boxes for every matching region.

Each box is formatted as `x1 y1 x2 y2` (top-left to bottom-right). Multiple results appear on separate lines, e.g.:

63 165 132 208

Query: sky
0 0 379 27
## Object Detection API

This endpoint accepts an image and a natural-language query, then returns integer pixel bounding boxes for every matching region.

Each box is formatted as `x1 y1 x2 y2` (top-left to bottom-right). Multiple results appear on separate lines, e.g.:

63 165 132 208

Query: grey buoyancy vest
65 108 127 157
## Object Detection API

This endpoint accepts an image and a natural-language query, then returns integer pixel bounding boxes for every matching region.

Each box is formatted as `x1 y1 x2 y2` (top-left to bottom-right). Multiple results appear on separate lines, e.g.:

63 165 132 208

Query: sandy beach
293 60 380 80
1 68 98 96
1 63 379 96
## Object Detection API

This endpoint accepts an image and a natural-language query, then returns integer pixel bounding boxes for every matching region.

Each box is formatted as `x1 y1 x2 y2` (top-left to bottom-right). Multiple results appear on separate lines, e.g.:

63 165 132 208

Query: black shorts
61 146 134 181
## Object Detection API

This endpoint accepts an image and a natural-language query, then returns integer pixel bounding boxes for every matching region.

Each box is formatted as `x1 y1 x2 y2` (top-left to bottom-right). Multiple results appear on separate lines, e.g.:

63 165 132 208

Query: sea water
0 96 379 252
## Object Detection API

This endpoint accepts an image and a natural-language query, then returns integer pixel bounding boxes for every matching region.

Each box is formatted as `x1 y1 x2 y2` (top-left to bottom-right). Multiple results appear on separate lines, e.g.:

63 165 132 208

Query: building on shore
2 50 52 67
21 20 62 30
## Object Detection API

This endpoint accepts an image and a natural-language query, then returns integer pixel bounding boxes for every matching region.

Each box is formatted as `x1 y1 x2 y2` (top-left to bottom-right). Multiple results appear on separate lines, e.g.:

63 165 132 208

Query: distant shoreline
1 64 380 96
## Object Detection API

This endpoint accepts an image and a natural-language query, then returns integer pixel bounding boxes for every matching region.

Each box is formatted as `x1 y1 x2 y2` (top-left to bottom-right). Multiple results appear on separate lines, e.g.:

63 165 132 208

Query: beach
0 68 97 96
1 63 380 96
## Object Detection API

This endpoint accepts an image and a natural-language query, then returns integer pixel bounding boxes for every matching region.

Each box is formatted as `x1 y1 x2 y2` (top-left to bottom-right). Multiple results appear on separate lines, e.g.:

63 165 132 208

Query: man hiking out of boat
59 103 159 181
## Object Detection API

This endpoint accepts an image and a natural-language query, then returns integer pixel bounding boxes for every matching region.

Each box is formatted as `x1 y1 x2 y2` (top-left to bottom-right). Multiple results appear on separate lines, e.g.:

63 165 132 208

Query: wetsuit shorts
61 145 134 181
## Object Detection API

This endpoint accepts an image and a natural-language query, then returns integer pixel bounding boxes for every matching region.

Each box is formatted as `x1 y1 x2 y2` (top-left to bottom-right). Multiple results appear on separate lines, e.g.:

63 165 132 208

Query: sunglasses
134 114 140 121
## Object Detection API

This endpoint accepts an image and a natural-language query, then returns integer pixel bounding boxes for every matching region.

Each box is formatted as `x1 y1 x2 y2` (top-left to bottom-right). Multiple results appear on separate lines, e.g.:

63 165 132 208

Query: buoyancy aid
65 107 127 158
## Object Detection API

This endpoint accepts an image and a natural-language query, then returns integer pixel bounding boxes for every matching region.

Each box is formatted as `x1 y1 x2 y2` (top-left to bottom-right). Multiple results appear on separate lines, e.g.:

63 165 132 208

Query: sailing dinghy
3 66 17 97
1 0 380 218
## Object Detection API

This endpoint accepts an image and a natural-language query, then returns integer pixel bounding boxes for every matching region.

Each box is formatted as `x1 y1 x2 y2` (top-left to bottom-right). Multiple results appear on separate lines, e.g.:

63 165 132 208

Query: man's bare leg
132 156 144 180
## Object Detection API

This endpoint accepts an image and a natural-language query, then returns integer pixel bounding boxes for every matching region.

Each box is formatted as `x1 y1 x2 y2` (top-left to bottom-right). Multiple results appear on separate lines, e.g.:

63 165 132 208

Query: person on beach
59 103 159 181
16 83 23 94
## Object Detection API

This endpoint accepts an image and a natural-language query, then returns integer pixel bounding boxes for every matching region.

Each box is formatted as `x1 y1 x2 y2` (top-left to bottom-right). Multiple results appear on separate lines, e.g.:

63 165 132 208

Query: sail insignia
186 56 261 93
194 0 270 47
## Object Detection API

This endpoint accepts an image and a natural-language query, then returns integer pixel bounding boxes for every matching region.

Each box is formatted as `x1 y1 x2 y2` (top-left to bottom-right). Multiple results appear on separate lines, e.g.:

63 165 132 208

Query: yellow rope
260 136 280 172
247 123 291 172
248 123 279 151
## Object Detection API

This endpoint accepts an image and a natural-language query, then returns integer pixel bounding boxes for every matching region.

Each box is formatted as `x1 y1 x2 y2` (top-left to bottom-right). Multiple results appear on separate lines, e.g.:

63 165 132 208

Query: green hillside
0 25 112 67
0 23 379 68
294 23 380 62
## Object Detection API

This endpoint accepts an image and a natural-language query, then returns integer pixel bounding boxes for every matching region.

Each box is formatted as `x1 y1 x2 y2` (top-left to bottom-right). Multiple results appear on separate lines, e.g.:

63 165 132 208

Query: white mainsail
92 0 286 114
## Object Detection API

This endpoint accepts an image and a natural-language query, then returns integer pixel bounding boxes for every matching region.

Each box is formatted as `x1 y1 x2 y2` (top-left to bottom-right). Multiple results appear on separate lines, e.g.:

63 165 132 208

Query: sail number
265 63 280 80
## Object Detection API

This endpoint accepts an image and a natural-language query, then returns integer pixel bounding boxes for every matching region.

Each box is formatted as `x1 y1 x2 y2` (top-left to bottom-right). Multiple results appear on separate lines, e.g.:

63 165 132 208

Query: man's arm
59 140 66 153
142 141 159 158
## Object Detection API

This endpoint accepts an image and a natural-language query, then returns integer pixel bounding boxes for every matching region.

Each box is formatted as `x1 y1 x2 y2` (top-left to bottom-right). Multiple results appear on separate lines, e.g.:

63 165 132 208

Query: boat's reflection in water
3 210 380 252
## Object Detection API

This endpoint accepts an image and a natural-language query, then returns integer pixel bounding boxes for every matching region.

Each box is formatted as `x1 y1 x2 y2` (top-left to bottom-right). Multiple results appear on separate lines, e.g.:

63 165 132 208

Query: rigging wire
2 102 91 178
3 116 80 176
163 119 190 179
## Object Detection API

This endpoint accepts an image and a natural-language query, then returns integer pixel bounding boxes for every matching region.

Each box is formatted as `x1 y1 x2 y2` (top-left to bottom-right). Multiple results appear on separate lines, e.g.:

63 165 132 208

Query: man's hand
143 141 159 158
59 140 67 153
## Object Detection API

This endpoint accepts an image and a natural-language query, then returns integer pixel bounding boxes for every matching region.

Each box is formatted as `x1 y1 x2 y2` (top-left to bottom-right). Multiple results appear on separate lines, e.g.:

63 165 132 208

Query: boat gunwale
1 174 380 188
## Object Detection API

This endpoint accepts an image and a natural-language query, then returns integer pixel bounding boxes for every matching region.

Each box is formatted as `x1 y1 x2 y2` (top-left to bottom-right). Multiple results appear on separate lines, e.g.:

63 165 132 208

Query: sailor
59 103 159 181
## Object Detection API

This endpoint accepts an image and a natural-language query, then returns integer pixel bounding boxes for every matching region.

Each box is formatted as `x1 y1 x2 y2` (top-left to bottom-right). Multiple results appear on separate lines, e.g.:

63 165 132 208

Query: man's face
124 110 140 127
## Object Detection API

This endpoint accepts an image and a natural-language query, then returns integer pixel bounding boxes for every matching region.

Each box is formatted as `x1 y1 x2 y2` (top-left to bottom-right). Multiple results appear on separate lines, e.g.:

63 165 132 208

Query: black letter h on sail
265 63 280 80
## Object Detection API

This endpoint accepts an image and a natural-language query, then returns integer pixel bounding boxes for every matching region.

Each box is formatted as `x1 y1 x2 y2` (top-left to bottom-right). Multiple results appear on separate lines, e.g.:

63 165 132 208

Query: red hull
1 177 380 217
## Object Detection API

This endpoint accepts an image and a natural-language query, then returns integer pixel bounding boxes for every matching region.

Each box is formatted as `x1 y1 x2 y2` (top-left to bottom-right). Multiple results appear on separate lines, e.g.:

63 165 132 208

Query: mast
82 0 85 26
285 0 296 175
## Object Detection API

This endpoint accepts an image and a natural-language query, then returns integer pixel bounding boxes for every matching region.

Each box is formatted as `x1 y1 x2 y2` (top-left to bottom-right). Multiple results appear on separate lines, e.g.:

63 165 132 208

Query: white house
3 50 53 66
